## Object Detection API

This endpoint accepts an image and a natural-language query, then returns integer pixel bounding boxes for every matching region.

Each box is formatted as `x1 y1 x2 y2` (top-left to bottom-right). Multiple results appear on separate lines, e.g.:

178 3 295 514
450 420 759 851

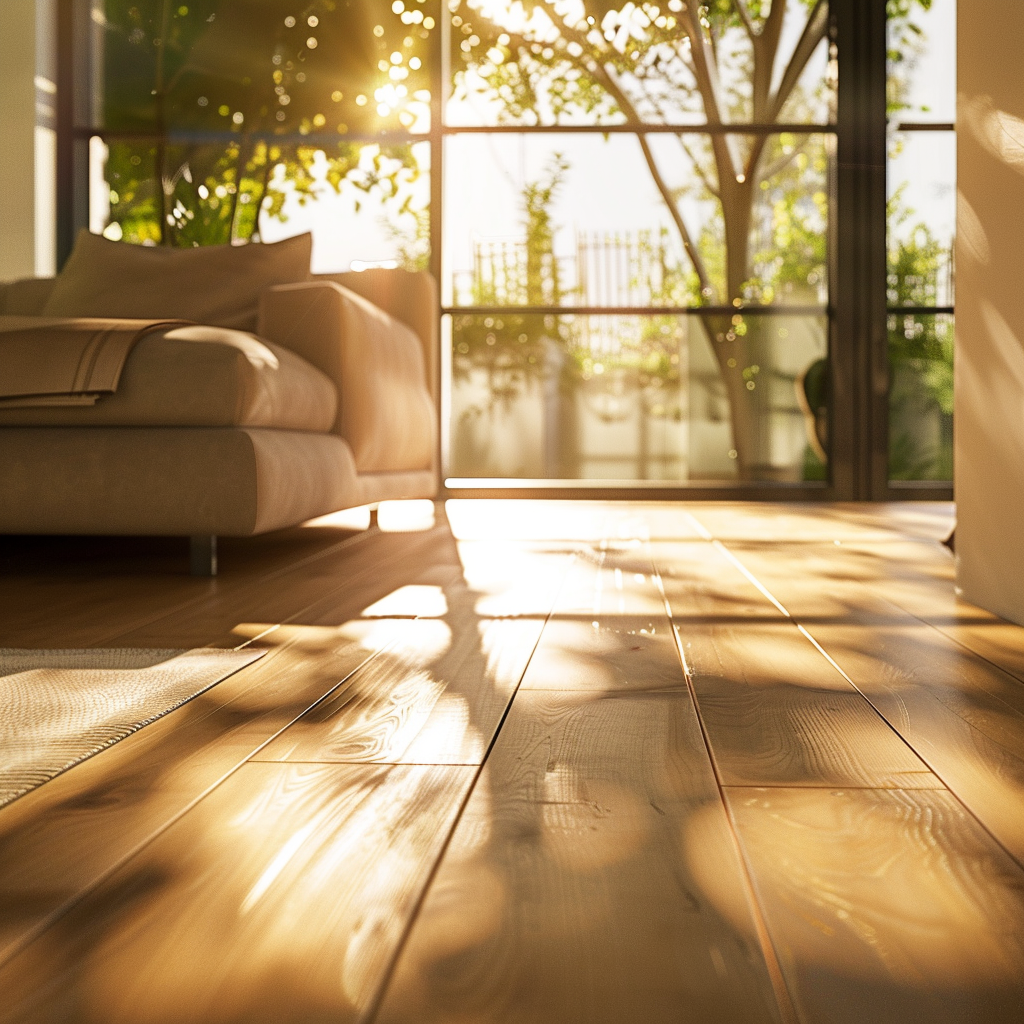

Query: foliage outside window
94 0 435 260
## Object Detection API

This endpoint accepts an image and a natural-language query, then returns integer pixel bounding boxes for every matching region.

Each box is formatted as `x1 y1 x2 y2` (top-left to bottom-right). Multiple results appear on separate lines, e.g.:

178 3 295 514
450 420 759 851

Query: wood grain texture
728 787 1024 1024
0 526 452 950
804 536 1024 686
0 524 376 649
0 761 474 1024
254 601 549 766
6 499 1024 1024
653 541 939 789
0 523 575 964
252 541 574 766
727 541 1024 862
117 525 449 648
374 688 784 1024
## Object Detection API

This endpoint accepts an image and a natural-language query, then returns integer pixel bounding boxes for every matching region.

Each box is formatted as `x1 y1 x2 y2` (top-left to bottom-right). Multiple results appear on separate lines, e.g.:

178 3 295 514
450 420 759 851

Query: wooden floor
2 499 1024 1023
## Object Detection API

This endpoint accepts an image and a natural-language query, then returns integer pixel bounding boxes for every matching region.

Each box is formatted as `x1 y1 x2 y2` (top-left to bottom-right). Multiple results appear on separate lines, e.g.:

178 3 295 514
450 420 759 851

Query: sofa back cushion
43 231 312 332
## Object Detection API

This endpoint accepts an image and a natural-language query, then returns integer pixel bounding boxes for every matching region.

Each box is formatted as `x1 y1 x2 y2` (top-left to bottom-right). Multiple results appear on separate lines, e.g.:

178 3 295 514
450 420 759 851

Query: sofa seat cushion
0 325 337 431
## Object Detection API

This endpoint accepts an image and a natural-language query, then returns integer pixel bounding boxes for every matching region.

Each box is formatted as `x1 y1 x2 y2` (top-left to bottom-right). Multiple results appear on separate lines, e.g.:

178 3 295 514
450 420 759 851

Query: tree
449 0 932 479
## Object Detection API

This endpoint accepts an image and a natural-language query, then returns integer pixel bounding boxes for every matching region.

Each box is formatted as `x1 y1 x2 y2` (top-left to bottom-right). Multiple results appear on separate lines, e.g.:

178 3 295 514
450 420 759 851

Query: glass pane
86 0 435 134
889 313 953 482
887 0 955 124
446 1 832 127
887 131 955 306
92 137 430 271
445 133 830 308
447 312 827 483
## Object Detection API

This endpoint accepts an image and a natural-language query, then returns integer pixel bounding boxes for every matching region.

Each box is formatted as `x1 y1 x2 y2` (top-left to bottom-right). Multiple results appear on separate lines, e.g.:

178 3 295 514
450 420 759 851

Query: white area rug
0 647 263 808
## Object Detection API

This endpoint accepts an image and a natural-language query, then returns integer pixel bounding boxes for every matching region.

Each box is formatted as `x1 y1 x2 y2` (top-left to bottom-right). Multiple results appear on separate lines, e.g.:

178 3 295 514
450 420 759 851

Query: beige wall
0 0 56 280
956 1 1024 622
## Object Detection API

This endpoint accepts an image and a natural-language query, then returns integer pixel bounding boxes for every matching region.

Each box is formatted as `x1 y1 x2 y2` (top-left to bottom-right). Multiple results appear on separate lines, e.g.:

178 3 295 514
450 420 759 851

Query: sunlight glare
377 499 436 532
361 585 448 618
301 506 372 530
240 823 316 915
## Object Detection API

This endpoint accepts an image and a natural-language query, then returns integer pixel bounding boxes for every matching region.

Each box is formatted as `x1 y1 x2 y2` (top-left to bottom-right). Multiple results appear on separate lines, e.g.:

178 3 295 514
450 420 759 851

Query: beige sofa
0 232 439 573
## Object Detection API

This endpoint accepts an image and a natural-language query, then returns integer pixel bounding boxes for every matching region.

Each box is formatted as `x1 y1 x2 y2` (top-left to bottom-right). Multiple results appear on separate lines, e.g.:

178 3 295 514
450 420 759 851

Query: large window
887 0 955 485
63 1 949 499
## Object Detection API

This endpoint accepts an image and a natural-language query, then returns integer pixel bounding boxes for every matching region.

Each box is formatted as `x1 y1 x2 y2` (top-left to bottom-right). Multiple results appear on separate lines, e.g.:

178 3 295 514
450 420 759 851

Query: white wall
0 0 56 280
955 1 1024 622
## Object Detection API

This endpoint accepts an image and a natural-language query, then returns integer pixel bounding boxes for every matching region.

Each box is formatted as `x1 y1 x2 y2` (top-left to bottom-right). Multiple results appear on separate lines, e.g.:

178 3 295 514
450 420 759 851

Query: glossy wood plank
725 541 1024 861
728 787 1024 1024
803 536 1024 685
0 524 461 958
252 539 574 766
0 761 475 1024
5 499 1024 1024
374 688 785 1024
0 527 576 962
520 542 688 693
255 613 547 766
653 541 940 789
116 525 449 649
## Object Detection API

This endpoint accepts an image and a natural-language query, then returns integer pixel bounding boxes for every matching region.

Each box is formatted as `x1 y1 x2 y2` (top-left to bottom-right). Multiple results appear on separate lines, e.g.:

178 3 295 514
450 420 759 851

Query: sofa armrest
258 280 437 476
312 268 439 412
0 277 56 315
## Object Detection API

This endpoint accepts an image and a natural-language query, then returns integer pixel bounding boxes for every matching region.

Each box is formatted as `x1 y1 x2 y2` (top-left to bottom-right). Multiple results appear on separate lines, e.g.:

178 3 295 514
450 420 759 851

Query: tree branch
758 135 811 184
733 0 757 41
637 134 715 298
768 0 829 122
681 8 745 182
761 0 788 60
677 135 720 200
750 0 786 121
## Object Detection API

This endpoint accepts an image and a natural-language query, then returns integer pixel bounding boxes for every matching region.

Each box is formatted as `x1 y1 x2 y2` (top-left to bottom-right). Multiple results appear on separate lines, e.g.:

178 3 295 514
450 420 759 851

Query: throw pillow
43 231 313 332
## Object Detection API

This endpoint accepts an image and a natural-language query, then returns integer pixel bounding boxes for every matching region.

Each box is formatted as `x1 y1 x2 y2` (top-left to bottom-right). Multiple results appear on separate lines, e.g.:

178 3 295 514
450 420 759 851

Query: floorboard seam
652 543 801 1024
358 548 580 1024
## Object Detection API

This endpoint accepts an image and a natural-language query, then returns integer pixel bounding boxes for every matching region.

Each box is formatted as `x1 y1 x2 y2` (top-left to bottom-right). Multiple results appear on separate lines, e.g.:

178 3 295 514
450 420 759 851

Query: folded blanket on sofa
0 317 188 408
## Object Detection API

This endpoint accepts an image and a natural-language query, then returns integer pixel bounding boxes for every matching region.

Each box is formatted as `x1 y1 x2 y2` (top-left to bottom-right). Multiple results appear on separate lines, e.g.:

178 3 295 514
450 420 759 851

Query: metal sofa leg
189 534 218 576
